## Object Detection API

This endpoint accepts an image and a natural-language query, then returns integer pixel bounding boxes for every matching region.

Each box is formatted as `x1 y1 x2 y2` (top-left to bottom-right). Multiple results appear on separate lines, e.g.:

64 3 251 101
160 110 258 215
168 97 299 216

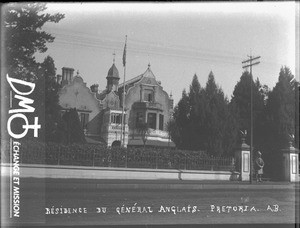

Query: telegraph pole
242 55 260 184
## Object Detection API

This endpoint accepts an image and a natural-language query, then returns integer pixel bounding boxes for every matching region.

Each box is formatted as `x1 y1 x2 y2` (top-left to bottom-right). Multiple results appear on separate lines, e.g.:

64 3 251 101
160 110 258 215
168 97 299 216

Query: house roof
118 74 143 89
142 64 155 79
118 64 155 88
96 90 108 100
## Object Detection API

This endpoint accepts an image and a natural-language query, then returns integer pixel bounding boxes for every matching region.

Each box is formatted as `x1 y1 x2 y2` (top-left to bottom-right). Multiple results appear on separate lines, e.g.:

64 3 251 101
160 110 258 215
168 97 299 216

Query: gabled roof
96 90 108 100
118 74 143 88
96 88 120 103
118 64 156 89
142 64 155 79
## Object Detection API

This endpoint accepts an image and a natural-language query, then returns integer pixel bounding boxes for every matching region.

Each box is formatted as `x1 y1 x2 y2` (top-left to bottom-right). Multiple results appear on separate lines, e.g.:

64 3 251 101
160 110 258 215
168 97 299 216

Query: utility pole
242 55 260 184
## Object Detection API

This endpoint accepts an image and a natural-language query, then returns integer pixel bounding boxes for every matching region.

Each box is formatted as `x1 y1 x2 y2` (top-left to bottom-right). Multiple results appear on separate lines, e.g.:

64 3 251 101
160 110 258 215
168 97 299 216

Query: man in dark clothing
255 151 265 182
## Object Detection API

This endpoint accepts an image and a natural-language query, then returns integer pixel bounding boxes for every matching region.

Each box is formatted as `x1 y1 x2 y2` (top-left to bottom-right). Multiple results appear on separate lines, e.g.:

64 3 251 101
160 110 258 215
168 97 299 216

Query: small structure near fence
234 137 250 181
281 141 299 182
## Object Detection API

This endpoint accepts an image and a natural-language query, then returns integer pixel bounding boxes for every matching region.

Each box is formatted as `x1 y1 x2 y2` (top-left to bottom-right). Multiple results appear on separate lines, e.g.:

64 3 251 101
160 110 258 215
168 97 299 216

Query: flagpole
121 35 127 147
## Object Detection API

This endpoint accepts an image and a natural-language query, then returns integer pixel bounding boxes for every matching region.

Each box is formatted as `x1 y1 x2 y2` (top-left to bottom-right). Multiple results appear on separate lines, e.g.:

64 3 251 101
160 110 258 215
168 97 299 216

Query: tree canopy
61 108 86 144
169 65 298 180
172 89 190 149
230 71 266 149
171 72 238 156
40 56 62 142
2 3 65 142
4 3 64 81
265 66 296 149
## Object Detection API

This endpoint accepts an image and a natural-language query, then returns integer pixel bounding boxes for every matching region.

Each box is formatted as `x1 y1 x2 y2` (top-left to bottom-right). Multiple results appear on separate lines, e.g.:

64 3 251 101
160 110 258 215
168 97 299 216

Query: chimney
169 92 174 110
62 67 74 84
56 74 62 84
90 84 99 93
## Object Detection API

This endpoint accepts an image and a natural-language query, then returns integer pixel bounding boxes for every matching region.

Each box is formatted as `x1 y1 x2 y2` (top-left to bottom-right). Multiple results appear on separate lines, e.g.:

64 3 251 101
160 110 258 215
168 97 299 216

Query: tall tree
266 66 296 149
253 78 270 152
203 71 235 156
172 72 239 156
230 71 265 149
62 108 86 144
3 3 64 81
166 119 179 147
230 71 251 138
189 74 201 112
2 3 64 143
225 101 240 155
27 56 62 142
295 83 299 148
172 89 190 149
264 66 296 179
41 56 62 142
187 74 204 150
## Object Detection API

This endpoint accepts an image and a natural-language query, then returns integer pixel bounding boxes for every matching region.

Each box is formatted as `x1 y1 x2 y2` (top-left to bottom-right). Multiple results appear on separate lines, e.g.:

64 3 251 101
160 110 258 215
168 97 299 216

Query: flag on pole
122 35 127 67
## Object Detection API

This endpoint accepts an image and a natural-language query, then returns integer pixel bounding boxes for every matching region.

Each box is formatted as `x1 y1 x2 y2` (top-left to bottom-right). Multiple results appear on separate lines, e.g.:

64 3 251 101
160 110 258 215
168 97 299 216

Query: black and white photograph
1 2 299 227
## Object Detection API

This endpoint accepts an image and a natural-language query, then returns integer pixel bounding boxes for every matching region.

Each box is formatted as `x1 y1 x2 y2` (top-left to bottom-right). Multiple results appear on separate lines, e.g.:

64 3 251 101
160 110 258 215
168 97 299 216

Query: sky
36 2 297 104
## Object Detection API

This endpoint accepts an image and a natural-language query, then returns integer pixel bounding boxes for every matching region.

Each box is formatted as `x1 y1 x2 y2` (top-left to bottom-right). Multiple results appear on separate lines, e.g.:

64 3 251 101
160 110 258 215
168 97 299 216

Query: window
111 113 123 124
110 114 114 123
123 114 127 124
80 113 89 129
159 114 164 130
144 89 154 102
116 114 121 124
147 113 157 129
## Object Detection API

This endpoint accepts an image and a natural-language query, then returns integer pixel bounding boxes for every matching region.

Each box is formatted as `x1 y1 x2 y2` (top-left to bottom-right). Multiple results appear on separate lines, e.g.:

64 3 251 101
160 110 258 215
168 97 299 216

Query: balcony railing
149 129 169 138
108 124 129 131
133 101 163 111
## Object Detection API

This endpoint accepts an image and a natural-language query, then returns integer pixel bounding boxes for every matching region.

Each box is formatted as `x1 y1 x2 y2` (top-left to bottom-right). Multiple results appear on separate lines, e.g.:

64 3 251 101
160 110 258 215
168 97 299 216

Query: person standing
255 151 265 182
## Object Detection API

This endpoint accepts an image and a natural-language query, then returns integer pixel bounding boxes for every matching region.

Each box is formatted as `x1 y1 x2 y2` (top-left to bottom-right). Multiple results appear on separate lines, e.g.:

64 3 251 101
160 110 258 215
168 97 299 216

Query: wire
42 27 295 79
48 34 242 66
44 27 243 60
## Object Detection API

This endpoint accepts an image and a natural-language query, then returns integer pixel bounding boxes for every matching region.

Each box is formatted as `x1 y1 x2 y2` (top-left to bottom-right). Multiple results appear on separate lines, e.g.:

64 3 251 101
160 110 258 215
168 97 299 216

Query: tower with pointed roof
106 54 120 93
